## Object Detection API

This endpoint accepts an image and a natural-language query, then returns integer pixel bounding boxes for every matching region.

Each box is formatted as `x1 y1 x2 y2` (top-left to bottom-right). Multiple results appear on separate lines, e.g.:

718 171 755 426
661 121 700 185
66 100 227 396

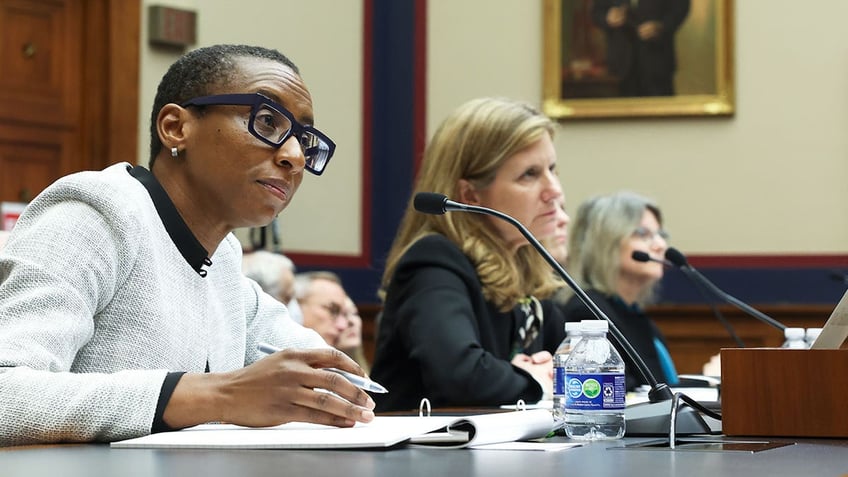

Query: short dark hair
148 44 299 169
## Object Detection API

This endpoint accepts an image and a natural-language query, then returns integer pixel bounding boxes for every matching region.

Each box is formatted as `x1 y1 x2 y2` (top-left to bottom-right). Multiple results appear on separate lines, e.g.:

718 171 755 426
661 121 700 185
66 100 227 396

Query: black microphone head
631 251 651 263
413 192 448 215
665 247 689 267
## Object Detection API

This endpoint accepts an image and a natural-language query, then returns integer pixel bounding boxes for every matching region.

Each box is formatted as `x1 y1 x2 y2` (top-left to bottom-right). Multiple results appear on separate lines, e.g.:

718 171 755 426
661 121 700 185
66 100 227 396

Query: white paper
471 441 582 451
111 409 554 450
811 288 848 349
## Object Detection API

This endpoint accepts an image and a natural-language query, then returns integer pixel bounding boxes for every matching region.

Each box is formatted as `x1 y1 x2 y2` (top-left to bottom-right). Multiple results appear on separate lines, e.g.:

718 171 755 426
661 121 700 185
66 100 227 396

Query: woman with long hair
561 191 679 390
371 97 567 411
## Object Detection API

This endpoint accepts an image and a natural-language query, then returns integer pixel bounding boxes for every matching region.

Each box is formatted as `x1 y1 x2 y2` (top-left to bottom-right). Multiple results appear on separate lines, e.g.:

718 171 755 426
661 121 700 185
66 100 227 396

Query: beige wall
429 0 848 255
139 1 848 257
139 0 363 255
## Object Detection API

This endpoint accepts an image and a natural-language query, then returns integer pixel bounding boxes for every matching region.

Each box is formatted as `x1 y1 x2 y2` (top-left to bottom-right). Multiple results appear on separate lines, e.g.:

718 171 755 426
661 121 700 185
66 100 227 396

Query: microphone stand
632 251 745 348
416 193 715 436
686 277 747 348
454 202 671 401
666 249 786 332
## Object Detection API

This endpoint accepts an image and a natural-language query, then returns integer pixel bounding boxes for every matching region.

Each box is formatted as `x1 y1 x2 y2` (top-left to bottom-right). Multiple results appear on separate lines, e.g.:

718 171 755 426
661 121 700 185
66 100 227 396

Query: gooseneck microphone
631 251 671 267
663 247 786 332
414 192 714 436
413 192 470 215
416 193 668 399
829 270 848 285
632 251 746 348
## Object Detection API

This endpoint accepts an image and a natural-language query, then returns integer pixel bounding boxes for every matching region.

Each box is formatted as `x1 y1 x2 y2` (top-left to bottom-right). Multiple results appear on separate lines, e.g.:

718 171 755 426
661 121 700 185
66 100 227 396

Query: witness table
2 436 847 477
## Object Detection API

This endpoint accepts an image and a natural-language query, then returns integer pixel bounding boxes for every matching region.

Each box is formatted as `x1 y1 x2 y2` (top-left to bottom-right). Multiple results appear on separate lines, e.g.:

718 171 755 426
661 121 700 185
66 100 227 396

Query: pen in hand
257 342 388 393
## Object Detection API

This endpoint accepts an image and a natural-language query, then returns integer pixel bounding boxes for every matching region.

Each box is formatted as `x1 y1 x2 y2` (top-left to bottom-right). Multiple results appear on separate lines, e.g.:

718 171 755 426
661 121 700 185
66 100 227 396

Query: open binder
111 401 554 450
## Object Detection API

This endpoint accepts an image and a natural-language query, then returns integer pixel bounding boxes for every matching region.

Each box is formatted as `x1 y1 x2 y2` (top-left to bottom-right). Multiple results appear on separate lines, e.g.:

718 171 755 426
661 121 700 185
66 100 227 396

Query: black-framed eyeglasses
316 302 349 322
632 226 670 243
180 93 336 176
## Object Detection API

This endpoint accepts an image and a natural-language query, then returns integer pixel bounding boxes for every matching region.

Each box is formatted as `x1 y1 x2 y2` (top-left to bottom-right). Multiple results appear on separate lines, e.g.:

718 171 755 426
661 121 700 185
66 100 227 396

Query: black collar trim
127 165 211 277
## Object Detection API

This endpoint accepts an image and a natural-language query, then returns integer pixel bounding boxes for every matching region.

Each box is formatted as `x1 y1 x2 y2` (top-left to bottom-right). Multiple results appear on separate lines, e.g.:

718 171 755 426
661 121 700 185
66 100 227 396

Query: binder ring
418 398 431 417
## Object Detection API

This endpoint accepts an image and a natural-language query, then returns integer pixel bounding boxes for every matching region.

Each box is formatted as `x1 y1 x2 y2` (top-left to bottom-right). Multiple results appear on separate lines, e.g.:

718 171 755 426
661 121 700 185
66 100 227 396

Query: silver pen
257 342 388 393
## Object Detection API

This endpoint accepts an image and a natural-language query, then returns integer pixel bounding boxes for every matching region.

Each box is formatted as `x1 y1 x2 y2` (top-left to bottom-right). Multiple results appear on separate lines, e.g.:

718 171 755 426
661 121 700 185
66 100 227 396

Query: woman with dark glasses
0 44 373 447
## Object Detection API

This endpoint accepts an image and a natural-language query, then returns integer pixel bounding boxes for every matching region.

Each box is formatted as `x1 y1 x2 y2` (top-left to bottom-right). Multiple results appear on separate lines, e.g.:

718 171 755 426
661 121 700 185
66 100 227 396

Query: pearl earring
171 147 179 158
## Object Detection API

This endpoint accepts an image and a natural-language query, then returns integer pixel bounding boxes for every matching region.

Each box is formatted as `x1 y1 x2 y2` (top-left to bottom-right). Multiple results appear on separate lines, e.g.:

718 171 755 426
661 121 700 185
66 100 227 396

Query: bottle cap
784 327 805 340
805 327 823 341
565 322 582 333
579 319 608 333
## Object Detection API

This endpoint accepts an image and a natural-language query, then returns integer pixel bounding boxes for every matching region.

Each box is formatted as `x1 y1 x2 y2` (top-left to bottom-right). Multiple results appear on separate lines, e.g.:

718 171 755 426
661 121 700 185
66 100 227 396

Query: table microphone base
625 401 719 437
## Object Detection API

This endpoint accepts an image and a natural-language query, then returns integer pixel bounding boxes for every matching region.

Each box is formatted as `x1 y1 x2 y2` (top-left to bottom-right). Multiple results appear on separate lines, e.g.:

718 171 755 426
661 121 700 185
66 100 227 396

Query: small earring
171 147 179 158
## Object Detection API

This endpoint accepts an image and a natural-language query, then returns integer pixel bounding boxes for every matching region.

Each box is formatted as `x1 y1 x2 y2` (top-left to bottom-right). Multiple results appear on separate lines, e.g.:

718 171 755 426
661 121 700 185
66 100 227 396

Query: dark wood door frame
81 0 140 169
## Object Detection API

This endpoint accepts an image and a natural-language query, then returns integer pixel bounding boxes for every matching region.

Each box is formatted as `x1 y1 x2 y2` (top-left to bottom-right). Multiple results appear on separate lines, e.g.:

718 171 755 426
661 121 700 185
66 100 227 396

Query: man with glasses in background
292 271 351 347
0 44 375 447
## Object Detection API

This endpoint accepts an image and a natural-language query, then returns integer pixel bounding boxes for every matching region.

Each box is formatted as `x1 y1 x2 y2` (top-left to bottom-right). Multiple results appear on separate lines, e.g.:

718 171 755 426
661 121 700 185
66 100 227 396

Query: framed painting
542 0 734 119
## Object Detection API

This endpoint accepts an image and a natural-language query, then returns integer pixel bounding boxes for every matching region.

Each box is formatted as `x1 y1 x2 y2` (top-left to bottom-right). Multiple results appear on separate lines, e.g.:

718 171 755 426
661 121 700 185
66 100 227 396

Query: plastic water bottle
563 320 626 440
805 327 823 347
781 327 808 349
553 322 583 420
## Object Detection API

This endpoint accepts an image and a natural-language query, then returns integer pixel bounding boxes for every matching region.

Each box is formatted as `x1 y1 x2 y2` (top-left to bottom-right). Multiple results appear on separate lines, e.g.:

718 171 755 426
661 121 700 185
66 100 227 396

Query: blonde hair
380 97 562 311
566 191 663 305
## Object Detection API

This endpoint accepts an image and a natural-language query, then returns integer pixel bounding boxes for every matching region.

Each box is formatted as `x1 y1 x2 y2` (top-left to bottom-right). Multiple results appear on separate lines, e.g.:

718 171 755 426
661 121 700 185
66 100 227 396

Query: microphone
632 251 746 348
413 192 476 215
414 192 714 436
663 247 786 332
632 250 671 267
829 270 848 285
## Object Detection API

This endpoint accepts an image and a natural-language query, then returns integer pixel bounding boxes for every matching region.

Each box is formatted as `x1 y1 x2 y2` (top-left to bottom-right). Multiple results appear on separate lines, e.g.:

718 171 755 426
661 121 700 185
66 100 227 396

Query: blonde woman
371 98 567 411
337 297 370 375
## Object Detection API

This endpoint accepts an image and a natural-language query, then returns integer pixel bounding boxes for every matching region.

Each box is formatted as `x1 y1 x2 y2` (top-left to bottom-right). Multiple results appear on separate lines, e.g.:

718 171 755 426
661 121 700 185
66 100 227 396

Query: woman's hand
163 348 376 430
511 352 554 395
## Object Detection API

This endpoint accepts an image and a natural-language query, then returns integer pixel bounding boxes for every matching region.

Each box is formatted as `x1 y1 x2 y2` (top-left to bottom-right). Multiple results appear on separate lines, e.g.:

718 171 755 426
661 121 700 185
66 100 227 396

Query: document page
111 410 554 450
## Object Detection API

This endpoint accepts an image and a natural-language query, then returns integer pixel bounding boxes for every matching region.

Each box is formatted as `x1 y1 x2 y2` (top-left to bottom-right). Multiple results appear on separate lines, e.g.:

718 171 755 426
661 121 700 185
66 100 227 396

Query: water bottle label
553 366 566 395
564 373 625 410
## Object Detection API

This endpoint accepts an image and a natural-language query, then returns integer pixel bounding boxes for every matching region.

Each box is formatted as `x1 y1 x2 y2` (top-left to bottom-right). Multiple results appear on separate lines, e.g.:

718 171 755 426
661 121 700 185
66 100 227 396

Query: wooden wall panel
358 303 836 375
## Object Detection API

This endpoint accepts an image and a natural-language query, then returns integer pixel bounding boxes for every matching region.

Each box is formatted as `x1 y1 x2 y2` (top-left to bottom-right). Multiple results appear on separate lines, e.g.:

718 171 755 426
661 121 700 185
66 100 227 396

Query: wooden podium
721 348 848 437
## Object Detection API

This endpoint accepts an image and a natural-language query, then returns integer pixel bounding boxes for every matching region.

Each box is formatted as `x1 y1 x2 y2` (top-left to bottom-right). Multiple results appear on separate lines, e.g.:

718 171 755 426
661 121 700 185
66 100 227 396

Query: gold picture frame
542 0 734 119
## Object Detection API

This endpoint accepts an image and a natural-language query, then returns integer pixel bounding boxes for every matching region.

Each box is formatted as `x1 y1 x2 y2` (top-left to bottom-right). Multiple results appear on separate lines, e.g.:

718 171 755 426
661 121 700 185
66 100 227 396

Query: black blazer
591 0 691 82
559 289 673 391
370 234 566 412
